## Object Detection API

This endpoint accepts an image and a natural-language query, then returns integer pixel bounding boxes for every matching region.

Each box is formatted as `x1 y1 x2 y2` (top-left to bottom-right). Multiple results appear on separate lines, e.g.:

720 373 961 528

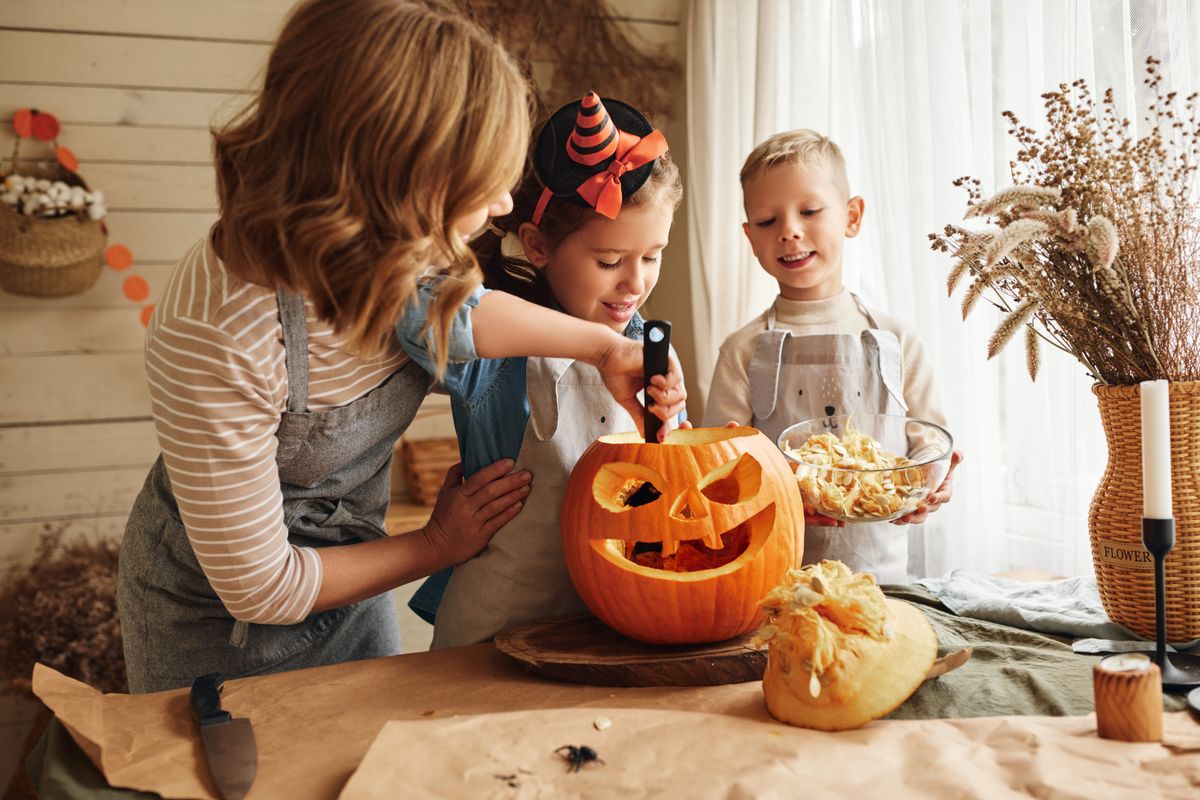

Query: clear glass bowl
776 414 954 524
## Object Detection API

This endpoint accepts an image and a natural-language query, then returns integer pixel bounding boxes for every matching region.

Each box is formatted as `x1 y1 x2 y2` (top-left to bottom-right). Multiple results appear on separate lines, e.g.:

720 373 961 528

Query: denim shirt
396 281 649 474
394 279 651 623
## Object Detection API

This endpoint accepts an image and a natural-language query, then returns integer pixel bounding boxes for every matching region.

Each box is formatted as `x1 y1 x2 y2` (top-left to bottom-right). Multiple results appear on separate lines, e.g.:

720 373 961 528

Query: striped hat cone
565 92 619 167
532 92 668 223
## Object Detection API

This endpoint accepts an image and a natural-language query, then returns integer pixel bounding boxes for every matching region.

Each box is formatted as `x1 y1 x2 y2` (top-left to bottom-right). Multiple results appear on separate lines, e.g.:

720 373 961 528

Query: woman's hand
892 449 964 525
422 459 532 566
594 337 687 441
471 296 687 439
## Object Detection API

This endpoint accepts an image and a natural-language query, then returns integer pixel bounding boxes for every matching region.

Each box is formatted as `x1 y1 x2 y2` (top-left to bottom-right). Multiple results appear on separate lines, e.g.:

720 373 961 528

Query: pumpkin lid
754 560 937 730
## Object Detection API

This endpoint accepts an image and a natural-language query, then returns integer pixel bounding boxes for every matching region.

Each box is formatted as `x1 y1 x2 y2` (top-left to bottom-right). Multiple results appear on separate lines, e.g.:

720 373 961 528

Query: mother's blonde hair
213 0 530 369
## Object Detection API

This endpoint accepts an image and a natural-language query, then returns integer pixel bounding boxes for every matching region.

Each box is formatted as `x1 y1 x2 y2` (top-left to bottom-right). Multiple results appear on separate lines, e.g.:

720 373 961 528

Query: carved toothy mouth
623 524 751 571
582 431 778 578
591 504 777 580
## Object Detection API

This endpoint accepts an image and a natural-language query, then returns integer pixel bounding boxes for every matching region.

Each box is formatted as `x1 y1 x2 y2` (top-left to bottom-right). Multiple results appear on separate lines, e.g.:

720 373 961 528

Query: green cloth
27 585 1187 797
26 716 161 800
882 585 1187 719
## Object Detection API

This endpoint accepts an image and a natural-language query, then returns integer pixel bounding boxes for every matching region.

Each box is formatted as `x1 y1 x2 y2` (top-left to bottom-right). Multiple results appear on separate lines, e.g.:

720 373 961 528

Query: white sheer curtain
686 0 1200 578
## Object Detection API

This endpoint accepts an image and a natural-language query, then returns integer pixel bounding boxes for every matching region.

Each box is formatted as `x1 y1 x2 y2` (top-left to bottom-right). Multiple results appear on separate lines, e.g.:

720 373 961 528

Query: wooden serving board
494 615 767 687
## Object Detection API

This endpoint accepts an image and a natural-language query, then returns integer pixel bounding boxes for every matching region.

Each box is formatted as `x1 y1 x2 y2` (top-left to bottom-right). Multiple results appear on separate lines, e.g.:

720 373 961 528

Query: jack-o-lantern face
562 426 804 644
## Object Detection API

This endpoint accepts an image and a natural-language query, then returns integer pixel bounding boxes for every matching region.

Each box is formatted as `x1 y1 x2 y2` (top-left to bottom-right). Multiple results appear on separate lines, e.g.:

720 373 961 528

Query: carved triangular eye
592 463 666 512
698 453 762 505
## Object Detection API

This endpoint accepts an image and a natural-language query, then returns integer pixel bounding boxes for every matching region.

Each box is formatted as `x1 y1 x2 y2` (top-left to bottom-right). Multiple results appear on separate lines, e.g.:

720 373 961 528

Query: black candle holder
1142 517 1200 691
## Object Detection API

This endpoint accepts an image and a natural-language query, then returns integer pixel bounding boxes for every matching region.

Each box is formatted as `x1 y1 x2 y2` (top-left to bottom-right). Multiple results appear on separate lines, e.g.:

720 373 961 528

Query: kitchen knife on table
191 673 257 800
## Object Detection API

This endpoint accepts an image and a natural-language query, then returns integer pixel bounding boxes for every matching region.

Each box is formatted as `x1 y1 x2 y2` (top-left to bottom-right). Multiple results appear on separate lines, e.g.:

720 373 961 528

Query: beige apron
749 294 912 584
431 356 633 648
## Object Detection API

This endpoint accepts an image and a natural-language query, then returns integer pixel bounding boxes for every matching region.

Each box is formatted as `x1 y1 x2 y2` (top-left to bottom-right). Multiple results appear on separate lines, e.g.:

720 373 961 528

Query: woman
117 0 685 693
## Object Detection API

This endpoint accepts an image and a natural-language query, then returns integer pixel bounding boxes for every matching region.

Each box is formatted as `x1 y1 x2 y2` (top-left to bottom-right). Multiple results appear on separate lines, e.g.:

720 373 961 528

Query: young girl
399 93 686 648
117 2 684 694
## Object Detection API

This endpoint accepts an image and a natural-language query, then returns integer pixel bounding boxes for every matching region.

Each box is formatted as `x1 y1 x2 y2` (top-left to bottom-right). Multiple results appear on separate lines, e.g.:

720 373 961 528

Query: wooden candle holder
1093 653 1163 742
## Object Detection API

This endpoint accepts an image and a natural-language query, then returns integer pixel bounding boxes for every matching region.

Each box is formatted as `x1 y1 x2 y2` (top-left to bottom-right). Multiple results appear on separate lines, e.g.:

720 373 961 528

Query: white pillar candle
1140 380 1173 519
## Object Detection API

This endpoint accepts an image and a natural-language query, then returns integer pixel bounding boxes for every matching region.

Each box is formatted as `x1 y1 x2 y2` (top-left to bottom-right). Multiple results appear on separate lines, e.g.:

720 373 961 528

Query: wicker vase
1089 381 1200 640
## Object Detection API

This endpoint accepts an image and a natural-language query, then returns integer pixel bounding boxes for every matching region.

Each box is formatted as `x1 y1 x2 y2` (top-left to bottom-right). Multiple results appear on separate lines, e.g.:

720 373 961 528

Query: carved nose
670 487 709 521
825 405 836 416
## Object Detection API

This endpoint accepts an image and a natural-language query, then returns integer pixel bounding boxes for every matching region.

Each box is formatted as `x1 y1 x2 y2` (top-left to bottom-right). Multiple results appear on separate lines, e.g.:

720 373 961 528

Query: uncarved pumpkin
561 426 804 644
755 560 937 730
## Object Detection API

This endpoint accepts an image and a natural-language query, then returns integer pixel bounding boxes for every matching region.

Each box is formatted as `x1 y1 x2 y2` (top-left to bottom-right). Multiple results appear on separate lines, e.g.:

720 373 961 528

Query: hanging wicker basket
1089 380 1200 640
0 159 107 299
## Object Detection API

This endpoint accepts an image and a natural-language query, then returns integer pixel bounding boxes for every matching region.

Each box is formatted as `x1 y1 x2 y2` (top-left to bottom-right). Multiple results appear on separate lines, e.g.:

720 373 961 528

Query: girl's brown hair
474 149 682 306
212 0 530 369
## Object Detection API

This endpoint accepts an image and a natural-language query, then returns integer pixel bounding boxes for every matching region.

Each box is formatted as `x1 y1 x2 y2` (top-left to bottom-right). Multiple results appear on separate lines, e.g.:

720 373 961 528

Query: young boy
702 129 962 584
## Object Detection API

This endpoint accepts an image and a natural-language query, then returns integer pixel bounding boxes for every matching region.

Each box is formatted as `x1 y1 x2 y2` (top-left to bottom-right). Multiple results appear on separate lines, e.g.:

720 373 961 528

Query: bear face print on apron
748 294 912 584
430 355 633 649
118 291 431 693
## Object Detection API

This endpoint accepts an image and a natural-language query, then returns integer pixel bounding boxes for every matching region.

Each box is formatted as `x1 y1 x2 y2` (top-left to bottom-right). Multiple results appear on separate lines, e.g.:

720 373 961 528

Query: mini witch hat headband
531 92 669 225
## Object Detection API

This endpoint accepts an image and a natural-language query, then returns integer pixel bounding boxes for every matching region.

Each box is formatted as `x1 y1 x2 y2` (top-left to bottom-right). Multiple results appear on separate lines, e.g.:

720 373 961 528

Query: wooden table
29 565 1200 799
30 634 1200 799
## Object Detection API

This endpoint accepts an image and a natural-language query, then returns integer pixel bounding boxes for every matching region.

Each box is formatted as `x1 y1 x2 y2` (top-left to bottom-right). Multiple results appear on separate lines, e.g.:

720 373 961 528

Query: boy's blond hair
739 129 850 198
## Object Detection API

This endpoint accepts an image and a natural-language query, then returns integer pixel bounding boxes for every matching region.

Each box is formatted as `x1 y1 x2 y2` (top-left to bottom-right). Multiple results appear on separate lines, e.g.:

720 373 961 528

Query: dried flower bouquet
930 57 1200 385
0 530 126 697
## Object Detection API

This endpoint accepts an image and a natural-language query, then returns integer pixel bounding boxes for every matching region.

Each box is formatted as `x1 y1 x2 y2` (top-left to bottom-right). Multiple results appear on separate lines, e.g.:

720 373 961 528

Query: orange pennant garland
107 245 153 326
12 108 33 138
55 146 78 173
30 111 60 142
105 244 133 271
124 276 150 303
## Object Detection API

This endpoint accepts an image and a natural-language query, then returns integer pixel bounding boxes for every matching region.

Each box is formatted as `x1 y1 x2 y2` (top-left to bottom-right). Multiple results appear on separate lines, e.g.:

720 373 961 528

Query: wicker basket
1089 381 1200 640
0 163 106 298
398 437 461 506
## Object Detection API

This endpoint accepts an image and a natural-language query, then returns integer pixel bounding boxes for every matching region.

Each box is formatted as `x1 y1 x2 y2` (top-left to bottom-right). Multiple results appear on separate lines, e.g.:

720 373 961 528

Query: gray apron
748 294 911 584
118 290 431 693
430 356 631 648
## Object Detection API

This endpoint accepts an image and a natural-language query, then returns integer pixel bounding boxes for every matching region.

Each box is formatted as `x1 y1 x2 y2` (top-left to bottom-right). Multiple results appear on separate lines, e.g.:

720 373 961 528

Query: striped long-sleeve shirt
144 236 409 624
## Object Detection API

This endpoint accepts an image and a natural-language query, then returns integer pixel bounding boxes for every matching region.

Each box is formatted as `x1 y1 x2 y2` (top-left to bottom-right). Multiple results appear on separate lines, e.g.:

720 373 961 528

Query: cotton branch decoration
931 57 1200 385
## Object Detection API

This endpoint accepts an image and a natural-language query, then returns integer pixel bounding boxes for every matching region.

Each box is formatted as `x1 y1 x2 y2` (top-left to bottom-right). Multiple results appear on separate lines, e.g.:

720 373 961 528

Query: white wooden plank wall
0 0 684 779
0 0 682 566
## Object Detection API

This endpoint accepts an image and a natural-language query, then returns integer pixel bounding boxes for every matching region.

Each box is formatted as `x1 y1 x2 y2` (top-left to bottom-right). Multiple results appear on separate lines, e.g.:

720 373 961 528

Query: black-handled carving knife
643 320 671 443
191 673 257 800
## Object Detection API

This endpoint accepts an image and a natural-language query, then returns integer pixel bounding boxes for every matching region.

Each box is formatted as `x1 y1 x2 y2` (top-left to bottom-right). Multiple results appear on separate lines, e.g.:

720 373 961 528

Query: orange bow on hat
576 129 668 220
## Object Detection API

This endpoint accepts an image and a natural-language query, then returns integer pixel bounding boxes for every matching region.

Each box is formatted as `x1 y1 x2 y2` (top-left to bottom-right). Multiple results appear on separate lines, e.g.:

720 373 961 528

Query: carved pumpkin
561 426 804 644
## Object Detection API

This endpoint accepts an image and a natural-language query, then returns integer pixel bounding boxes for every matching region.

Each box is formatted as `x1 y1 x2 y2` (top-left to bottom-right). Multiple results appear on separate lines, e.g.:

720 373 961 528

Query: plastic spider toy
555 744 604 773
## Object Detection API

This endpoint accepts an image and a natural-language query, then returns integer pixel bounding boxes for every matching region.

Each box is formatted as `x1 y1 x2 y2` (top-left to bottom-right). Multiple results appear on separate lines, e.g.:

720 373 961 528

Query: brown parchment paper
338 708 1200 800
32 641 1200 800
33 644 772 800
